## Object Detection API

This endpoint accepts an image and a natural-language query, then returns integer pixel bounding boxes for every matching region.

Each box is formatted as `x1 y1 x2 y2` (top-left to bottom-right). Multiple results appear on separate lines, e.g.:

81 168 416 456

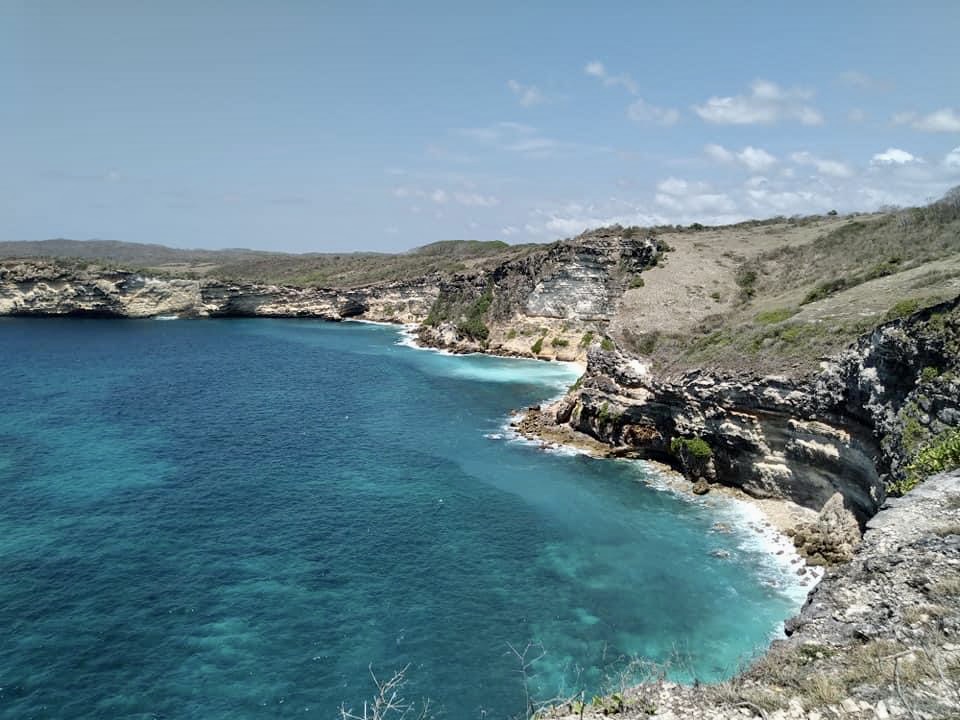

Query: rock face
0 260 438 323
788 493 862 565
535 297 960 522
543 471 960 720
0 230 659 361
416 228 664 359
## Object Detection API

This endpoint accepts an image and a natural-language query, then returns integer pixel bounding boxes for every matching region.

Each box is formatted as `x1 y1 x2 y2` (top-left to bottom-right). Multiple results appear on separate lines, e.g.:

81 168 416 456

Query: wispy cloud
584 60 638 94
871 148 923 165
893 108 960 133
454 121 608 157
704 144 777 171
393 185 499 208
837 70 891 91
694 80 823 126
790 151 853 178
507 79 546 107
627 99 679 126
586 60 680 126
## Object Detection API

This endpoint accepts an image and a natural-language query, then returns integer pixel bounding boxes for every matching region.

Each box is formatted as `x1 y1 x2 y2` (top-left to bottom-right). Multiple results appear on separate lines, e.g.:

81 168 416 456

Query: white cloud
704 143 777 171
453 192 499 207
945 147 960 167
627 98 680 126
704 143 734 163
584 60 639 95
393 185 499 208
656 177 690 195
893 108 960 133
694 80 823 126
790 151 853 178
507 79 546 107
455 121 602 157
838 70 890 91
503 137 557 153
737 146 777 171
871 148 922 165
501 225 520 236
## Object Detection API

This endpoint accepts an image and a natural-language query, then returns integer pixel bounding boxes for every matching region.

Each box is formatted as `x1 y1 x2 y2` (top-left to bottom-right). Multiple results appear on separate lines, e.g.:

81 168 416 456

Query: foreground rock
542 470 960 720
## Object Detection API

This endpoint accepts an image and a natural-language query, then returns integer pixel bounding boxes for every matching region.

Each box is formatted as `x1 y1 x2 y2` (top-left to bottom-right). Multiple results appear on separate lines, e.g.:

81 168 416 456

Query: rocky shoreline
541 470 960 720
4 248 960 717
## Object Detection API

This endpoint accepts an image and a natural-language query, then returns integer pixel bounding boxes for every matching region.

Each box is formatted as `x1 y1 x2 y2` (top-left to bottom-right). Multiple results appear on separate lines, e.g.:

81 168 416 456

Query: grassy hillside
0 238 542 289
612 189 960 376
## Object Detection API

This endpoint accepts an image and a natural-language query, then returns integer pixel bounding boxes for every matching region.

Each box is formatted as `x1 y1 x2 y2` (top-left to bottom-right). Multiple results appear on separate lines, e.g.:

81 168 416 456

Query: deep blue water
0 318 807 719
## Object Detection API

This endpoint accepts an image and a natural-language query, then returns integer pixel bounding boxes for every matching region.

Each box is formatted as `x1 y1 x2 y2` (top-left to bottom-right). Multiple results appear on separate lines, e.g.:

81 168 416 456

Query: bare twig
340 664 433 720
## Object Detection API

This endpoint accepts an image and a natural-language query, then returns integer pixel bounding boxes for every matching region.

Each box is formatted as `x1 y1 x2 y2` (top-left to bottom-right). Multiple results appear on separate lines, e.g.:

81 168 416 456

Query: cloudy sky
3 1 960 252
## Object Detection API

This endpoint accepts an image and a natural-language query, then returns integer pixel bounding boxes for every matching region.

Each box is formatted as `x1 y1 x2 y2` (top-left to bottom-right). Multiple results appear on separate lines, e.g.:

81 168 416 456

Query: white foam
624 461 821 615
153 315 180 321
344 318 406 328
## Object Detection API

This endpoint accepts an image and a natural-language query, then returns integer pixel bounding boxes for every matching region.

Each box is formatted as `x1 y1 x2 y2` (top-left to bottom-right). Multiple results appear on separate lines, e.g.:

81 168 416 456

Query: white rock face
0 260 438 322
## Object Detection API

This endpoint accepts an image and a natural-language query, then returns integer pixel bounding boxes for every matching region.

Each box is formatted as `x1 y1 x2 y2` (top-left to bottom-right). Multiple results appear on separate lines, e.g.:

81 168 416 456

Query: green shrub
630 331 659 355
455 284 494 340
531 337 544 354
597 402 622 425
802 277 850 305
551 337 569 348
506 328 517 340
670 436 713 459
920 366 940 383
902 428 960 492
629 276 645 288
885 297 923 321
458 314 489 341
754 307 797 325
601 338 615 351
579 331 594 347
735 265 760 302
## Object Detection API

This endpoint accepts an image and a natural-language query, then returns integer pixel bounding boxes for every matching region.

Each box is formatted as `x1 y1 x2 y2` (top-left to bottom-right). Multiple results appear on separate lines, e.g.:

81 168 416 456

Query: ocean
0 318 810 718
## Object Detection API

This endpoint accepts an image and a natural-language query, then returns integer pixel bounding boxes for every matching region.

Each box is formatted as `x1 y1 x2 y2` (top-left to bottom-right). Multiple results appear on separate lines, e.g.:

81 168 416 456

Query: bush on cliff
903 427 960 492
670 436 712 459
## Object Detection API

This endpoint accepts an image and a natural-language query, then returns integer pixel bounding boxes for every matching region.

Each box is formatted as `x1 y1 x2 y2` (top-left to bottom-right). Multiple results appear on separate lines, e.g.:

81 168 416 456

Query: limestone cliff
416 228 665 360
523 297 960 522
0 260 438 323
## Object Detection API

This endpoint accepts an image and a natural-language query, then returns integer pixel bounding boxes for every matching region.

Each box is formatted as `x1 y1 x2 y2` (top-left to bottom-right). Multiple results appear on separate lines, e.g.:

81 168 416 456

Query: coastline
508 404 819 538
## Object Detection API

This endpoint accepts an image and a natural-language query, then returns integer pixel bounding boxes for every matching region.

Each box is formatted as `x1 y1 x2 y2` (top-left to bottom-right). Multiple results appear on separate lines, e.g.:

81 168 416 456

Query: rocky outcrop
528 297 960 522
0 260 438 322
787 493 862 565
416 228 665 359
543 470 960 720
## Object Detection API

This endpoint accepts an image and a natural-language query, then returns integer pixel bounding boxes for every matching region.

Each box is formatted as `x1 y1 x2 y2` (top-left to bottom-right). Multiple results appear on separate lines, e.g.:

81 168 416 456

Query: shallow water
0 318 806 718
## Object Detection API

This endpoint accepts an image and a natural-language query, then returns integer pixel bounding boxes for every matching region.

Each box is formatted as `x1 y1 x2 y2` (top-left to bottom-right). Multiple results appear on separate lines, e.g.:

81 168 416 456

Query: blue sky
3 1 960 252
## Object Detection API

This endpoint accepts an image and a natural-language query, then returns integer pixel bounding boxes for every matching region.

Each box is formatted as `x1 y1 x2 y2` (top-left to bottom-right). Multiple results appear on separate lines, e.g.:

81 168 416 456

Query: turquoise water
0 318 805 719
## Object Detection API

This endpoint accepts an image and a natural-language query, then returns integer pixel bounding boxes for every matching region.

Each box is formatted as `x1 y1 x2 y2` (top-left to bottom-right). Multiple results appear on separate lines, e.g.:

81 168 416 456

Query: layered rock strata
416 229 664 359
0 260 438 323
525 297 960 523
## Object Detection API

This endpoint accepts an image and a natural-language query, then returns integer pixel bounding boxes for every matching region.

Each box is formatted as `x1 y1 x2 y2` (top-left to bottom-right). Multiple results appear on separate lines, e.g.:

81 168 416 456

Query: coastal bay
0 318 811 718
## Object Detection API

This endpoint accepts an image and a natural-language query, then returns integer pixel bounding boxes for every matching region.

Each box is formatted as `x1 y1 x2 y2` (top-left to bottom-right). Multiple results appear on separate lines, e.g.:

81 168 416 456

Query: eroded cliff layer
526 298 960 522
0 260 438 323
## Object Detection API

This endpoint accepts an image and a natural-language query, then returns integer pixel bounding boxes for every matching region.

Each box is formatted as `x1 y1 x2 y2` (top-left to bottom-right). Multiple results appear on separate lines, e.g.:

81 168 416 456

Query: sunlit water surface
0 319 809 718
